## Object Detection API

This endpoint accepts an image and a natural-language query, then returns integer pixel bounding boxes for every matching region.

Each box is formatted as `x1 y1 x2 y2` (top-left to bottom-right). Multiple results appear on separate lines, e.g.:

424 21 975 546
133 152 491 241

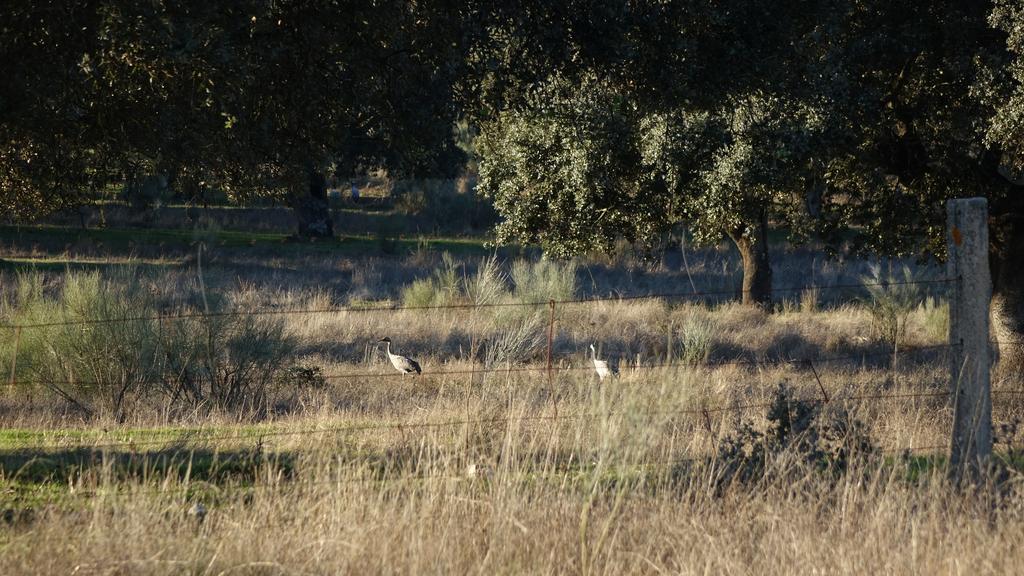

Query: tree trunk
990 195 1024 373
289 165 334 239
727 209 773 307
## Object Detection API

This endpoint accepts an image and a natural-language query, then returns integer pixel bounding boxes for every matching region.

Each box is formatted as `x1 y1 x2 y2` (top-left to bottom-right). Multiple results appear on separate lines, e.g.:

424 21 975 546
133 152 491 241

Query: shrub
862 263 927 349
675 312 715 365
278 364 328 390
399 252 464 308
713 383 876 492
510 259 577 303
400 278 440 308
1 269 296 420
156 303 295 414
2 269 161 420
483 312 546 369
464 255 509 307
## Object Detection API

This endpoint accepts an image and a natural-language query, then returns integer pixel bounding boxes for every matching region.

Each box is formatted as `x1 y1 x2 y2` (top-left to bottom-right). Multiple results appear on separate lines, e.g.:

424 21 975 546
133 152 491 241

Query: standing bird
590 343 617 380
378 337 422 375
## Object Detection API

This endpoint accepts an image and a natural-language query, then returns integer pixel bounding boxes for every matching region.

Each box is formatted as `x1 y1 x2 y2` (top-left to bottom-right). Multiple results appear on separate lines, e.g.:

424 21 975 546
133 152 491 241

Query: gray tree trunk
728 209 773 307
290 165 334 239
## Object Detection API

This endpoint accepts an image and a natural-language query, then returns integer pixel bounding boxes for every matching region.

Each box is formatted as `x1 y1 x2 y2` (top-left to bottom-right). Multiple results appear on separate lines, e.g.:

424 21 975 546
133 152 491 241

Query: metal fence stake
807 359 829 403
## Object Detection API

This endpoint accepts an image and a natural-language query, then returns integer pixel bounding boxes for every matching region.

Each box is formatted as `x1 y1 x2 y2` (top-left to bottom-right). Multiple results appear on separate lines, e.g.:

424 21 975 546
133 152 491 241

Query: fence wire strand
0 273 1013 482
0 277 953 331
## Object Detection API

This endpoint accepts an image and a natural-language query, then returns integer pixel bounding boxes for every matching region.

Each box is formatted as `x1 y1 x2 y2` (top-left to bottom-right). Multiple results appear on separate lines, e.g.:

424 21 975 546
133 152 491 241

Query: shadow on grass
0 225 494 260
0 445 296 487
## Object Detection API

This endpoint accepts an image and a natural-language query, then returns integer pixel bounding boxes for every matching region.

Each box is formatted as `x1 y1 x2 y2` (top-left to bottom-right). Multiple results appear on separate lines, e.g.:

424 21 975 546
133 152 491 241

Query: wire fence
1 272 1021 491
0 277 953 331
9 382 1022 454
2 344 954 389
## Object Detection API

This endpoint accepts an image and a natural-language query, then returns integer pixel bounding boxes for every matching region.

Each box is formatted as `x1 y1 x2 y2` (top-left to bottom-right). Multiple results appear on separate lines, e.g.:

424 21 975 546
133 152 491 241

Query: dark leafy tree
470 0 832 305
979 0 1024 365
0 1 468 238
469 0 1024 325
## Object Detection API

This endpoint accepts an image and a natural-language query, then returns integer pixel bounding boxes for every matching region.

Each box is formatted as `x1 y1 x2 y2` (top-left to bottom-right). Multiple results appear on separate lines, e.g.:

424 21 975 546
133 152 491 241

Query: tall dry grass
0 369 1020 575
0 250 1020 574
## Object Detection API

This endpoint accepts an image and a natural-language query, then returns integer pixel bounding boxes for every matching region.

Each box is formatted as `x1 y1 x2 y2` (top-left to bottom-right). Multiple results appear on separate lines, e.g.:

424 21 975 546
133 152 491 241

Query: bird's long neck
591 345 597 360
385 341 392 355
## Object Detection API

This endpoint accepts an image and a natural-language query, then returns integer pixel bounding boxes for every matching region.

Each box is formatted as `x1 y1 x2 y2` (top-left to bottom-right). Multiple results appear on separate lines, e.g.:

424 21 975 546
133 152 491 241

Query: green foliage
469 0 1021 294
674 313 715 366
400 252 491 308
477 74 671 257
399 254 576 309
982 1 1024 179
464 255 508 307
510 259 577 303
0 269 296 419
400 278 442 308
0 1 467 222
3 269 162 420
862 264 928 348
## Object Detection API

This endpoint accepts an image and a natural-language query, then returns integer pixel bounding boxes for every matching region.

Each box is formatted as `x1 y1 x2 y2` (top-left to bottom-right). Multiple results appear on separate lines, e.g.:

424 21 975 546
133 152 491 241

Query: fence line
1 344 953 389
3 386 982 453
0 277 953 331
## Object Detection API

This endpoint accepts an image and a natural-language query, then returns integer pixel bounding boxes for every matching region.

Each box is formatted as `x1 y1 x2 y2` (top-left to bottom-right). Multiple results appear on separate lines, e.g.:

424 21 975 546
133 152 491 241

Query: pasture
0 226 1022 574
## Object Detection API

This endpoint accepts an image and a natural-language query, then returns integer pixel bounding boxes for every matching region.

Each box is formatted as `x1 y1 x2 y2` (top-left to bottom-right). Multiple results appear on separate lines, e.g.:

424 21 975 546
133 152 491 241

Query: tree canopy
1 1 469 235
2 0 1022 307
467 0 1022 307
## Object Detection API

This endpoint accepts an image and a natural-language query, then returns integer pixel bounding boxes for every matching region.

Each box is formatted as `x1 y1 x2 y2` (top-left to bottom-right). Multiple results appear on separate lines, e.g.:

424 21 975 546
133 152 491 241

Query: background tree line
1 0 1022 353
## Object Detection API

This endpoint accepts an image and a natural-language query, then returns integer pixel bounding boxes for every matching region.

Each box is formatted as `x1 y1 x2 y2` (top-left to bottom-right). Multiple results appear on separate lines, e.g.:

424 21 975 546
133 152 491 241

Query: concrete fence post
947 197 992 484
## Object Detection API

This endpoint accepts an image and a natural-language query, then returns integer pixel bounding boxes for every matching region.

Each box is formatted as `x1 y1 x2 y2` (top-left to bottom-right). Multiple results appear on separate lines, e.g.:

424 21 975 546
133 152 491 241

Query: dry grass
0 248 1021 574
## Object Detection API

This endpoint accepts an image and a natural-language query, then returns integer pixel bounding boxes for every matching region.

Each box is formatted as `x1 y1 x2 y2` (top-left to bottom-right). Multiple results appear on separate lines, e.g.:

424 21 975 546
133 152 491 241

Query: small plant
799 287 819 313
862 263 927 350
464 255 509 307
510 258 577 303
399 252 464 307
483 312 546 368
277 363 329 390
400 278 439 308
675 312 715 365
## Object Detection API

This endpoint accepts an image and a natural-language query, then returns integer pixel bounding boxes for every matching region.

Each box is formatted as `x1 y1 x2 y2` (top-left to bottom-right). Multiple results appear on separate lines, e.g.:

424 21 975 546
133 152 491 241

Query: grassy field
0 225 1021 574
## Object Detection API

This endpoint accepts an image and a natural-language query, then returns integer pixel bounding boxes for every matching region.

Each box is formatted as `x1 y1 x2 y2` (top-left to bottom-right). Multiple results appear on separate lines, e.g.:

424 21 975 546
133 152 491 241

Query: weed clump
862 263 928 349
712 383 877 492
0 269 298 420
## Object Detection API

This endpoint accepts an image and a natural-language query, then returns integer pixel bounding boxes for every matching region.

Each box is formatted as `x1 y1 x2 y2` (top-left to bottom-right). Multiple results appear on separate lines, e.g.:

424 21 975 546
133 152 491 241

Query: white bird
590 343 617 380
378 337 422 375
